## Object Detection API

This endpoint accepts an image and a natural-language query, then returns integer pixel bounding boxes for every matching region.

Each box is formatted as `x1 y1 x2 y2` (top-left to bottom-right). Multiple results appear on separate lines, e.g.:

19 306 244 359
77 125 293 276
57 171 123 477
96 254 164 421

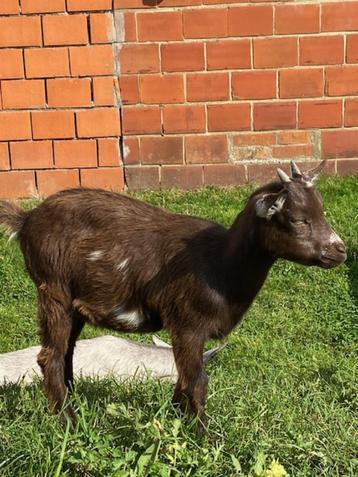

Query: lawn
0 177 357 477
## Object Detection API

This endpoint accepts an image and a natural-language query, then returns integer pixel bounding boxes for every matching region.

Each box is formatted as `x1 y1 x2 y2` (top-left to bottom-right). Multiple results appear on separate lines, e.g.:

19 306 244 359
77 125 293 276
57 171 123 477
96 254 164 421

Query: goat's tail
0 201 27 238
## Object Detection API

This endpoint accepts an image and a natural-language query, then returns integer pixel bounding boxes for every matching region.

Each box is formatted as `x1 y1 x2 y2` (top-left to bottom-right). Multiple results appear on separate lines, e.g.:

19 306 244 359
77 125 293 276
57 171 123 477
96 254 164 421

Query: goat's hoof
63 405 77 427
195 414 208 435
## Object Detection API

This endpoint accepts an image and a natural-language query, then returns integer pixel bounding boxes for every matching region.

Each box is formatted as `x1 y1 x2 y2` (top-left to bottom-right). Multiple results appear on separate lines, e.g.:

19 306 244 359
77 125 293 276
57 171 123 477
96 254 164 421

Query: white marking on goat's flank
117 258 129 271
88 250 104 261
113 306 144 329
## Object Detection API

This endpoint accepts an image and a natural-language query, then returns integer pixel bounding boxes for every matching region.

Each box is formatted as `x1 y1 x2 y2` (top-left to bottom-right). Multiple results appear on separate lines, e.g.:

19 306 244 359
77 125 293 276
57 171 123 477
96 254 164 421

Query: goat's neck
224 206 275 304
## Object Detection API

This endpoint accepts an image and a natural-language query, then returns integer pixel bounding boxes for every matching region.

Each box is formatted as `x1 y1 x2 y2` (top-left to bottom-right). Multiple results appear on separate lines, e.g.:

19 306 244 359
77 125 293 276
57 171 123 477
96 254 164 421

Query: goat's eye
289 218 309 226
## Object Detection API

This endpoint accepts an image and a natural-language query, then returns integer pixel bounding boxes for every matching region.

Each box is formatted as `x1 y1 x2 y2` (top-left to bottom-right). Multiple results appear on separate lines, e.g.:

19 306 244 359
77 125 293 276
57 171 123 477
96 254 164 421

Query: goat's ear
255 192 287 220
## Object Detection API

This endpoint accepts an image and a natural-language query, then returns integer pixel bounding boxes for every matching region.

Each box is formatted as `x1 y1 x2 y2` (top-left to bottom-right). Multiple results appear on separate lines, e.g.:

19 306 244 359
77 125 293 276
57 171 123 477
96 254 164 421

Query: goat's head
254 161 346 268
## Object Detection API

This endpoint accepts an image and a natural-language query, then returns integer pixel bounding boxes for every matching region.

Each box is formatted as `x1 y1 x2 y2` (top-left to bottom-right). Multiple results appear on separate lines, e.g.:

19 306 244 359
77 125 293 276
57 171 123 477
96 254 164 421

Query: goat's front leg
171 333 208 432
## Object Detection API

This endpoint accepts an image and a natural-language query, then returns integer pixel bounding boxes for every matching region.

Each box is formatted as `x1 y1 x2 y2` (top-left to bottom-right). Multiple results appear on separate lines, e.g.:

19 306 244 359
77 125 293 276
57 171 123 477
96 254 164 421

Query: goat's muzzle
319 238 347 269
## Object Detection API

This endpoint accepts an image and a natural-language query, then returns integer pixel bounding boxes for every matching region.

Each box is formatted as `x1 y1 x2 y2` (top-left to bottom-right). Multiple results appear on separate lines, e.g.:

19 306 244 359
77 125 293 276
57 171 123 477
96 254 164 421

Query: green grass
0 177 357 477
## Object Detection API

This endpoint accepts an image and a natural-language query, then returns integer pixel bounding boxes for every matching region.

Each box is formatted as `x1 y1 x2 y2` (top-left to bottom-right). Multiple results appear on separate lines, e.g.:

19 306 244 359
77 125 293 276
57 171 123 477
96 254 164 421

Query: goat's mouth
319 253 347 269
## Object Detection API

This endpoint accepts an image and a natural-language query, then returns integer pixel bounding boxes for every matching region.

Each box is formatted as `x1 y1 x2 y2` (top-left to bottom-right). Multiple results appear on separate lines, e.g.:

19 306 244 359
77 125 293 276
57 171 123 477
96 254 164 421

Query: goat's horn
290 161 302 179
277 168 291 183
307 160 326 183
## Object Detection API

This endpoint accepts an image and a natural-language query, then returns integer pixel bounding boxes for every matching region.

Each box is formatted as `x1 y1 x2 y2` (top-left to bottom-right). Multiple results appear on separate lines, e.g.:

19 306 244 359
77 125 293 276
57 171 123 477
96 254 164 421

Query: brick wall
0 1 358 197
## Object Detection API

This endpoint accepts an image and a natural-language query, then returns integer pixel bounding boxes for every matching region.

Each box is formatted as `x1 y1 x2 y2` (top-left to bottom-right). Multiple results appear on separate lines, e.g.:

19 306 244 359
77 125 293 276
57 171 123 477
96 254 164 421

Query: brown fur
0 166 346 429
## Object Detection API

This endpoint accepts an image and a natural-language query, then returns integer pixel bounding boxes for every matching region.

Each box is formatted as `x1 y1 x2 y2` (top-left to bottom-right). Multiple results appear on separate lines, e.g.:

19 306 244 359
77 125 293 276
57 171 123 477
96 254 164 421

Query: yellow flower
263 460 288 477
153 418 164 432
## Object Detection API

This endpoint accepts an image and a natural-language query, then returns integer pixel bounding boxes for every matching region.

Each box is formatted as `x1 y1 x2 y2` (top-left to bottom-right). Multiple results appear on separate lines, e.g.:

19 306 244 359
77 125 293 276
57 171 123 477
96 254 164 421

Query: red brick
37 170 80 197
43 14 88 46
140 137 183 165
119 76 140 105
254 103 296 131
277 131 310 145
161 43 204 72
160 0 202 6
345 99 358 126
207 40 251 70
248 163 290 185
124 12 137 42
0 17 41 47
0 112 31 140
138 11 182 41
0 0 19 14
228 6 273 37
10 141 53 169
208 104 251 132
21 0 65 13
70 45 114 76
125 166 160 191
254 38 298 68
140 75 184 104
347 35 358 63
184 8 227 38
67 0 112 11
32 111 75 140
163 105 205 133
233 133 276 147
47 79 91 108
232 143 272 162
322 130 358 158
0 143 10 170
93 77 118 106
0 50 24 80
0 171 35 199
81 168 124 191
299 100 342 129
187 73 229 102
326 66 358 96
275 5 319 34
2 80 45 109
322 2 358 32
186 135 228 164
98 139 121 167
114 0 155 6
25 48 70 78
90 13 115 44
161 166 203 190
272 145 313 159
232 71 276 99
123 106 161 135
337 159 358 176
204 164 246 187
123 137 139 165
203 0 243 3
300 36 344 66
120 44 160 74
280 69 324 99
77 109 121 138
54 140 97 168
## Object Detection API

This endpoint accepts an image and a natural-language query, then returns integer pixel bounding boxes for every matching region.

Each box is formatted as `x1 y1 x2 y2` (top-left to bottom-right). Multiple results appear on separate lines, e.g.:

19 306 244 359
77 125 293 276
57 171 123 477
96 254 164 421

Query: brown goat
0 161 346 429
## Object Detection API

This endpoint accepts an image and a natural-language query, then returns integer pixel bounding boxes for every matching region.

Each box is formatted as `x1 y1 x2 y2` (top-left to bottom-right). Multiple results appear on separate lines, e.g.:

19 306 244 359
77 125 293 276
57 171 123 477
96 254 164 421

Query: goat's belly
73 299 163 333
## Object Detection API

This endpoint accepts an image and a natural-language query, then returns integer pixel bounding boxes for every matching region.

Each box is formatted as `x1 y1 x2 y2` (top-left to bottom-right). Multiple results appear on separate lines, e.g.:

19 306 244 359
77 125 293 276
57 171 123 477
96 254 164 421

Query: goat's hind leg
36 284 76 424
64 310 85 391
